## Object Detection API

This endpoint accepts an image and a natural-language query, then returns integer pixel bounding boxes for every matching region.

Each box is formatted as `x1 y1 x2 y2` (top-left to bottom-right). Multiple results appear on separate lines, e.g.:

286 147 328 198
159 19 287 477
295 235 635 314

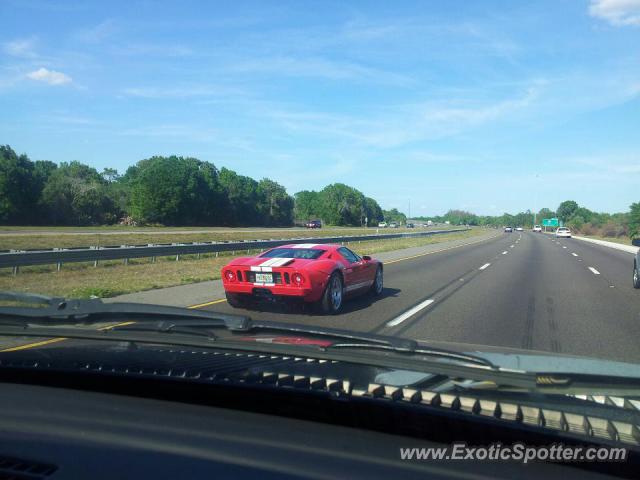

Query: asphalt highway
2 231 639 364
202 231 640 363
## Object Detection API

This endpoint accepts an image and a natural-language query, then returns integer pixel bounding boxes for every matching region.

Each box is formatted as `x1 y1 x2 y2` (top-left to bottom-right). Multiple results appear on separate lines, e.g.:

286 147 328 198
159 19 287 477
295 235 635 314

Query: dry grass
0 226 443 250
0 228 484 299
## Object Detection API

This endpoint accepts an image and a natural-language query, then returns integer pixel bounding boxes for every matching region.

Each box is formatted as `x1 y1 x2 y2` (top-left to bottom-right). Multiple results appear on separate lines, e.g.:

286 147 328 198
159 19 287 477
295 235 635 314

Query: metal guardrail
0 228 469 272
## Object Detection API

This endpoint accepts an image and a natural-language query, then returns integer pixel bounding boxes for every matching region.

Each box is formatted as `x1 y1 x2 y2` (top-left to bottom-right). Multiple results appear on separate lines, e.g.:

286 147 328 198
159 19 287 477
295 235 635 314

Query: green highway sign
542 218 559 227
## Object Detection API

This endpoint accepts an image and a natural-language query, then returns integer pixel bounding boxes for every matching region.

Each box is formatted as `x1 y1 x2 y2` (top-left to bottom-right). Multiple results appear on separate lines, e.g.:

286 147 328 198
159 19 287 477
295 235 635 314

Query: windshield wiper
0 294 420 351
324 343 494 367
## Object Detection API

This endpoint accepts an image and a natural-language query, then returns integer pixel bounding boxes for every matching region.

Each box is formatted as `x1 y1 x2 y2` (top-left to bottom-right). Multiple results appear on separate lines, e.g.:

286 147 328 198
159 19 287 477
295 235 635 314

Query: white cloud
228 56 413 86
589 0 640 26
3 37 38 58
26 67 72 85
122 85 243 99
75 19 117 42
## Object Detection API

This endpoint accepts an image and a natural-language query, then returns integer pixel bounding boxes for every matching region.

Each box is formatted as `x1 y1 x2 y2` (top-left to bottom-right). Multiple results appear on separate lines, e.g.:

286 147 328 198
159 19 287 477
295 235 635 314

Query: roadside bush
601 221 626 238
581 223 596 236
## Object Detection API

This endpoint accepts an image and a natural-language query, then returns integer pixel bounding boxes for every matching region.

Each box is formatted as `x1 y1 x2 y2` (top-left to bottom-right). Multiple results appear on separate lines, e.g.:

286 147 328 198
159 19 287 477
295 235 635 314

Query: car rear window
260 248 325 259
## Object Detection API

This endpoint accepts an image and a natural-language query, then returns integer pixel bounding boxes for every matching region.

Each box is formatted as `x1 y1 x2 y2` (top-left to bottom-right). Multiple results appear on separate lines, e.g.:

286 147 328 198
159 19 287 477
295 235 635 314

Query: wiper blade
325 343 495 368
0 295 415 350
0 295 492 368
0 294 249 328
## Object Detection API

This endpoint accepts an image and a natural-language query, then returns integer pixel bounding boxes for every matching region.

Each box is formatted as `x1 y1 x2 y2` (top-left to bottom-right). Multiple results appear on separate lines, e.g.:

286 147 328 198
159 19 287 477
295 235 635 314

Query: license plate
255 273 273 283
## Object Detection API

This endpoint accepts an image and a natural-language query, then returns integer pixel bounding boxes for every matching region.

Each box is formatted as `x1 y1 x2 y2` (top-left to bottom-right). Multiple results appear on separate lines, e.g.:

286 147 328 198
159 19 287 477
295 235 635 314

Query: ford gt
221 243 384 314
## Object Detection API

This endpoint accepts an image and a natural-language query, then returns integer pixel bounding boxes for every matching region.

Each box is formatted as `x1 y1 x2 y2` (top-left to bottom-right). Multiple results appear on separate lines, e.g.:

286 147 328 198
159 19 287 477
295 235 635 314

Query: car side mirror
362 255 372 261
632 238 640 247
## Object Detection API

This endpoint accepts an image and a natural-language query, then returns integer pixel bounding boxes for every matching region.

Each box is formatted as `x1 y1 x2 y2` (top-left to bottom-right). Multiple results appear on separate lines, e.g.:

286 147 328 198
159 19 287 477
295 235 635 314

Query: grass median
0 226 442 251
0 228 486 299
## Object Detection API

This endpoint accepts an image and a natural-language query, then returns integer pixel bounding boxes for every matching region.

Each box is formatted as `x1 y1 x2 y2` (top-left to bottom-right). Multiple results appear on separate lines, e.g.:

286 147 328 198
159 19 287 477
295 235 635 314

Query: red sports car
221 243 384 314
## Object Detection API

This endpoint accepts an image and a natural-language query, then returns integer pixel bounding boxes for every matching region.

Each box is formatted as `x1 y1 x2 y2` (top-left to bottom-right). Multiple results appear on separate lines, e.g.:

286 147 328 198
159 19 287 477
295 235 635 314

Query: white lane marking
502 251 508 255
479 263 491 270
386 299 435 327
562 246 567 249
571 253 578 257
510 245 514 248
588 267 600 275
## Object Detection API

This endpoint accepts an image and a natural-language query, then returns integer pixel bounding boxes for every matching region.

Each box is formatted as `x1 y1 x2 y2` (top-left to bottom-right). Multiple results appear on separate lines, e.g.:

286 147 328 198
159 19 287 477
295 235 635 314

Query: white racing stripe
251 265 273 272
588 267 601 275
386 299 435 327
291 243 318 248
479 263 491 270
259 258 282 267
271 257 294 267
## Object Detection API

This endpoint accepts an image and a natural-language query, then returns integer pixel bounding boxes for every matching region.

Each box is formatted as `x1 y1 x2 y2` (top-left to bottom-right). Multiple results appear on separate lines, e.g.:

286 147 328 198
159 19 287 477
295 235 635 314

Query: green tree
126 156 224 225
0 145 38 224
257 178 294 226
557 200 579 222
383 208 407 224
364 197 383 226
318 183 366 226
629 202 640 239
40 161 117 225
294 190 321 222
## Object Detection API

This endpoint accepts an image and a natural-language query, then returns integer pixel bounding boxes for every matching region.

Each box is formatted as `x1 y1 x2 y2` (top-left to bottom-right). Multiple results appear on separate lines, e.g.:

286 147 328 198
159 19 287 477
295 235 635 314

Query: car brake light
225 270 236 282
292 273 304 285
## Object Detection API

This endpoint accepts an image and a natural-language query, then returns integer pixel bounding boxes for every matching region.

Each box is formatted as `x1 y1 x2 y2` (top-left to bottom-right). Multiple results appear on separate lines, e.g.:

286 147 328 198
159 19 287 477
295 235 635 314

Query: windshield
2 0 640 462
260 248 325 259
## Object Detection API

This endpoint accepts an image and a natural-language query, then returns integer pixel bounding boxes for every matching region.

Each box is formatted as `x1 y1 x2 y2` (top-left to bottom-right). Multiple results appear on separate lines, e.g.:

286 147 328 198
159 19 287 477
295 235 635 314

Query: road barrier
1 228 470 273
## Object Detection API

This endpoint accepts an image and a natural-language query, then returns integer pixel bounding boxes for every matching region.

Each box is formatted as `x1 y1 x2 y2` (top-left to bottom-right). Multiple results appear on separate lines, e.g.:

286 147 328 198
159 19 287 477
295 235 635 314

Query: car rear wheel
319 273 343 314
634 262 640 289
371 266 383 296
225 292 250 309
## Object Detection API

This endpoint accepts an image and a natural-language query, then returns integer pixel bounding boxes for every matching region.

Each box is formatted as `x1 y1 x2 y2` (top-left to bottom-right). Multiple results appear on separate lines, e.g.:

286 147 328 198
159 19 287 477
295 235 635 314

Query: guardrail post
176 254 180 261
12 266 19 275
90 246 99 267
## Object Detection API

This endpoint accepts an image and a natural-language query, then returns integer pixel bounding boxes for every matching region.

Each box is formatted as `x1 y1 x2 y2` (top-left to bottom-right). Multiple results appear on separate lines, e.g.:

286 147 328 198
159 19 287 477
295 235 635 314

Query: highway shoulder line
188 298 227 309
479 263 491 270
588 267 601 275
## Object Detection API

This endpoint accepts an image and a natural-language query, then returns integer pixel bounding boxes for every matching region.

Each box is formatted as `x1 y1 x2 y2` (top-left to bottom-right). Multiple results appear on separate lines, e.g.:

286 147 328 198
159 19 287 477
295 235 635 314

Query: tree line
414 201 640 239
0 145 387 227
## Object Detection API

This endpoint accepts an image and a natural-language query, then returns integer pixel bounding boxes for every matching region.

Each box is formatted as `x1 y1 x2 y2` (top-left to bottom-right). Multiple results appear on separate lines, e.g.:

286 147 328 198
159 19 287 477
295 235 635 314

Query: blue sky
1 0 639 216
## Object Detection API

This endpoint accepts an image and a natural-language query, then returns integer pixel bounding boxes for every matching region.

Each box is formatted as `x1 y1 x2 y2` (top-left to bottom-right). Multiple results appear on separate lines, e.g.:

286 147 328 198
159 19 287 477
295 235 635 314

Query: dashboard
0 382 625 480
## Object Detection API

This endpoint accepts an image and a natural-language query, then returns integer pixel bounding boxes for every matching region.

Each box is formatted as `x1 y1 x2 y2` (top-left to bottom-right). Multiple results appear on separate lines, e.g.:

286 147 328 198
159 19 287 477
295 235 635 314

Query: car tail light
225 270 236 282
292 273 304 285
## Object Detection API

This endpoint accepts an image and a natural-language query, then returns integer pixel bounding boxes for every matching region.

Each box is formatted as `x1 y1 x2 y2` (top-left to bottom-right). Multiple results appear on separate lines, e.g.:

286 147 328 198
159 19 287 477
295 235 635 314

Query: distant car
378 222 387 228
533 225 542 232
504 226 513 233
516 227 523 231
555 227 571 238
221 243 384 314
406 223 414 228
389 222 399 228
305 220 322 229
633 238 640 289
